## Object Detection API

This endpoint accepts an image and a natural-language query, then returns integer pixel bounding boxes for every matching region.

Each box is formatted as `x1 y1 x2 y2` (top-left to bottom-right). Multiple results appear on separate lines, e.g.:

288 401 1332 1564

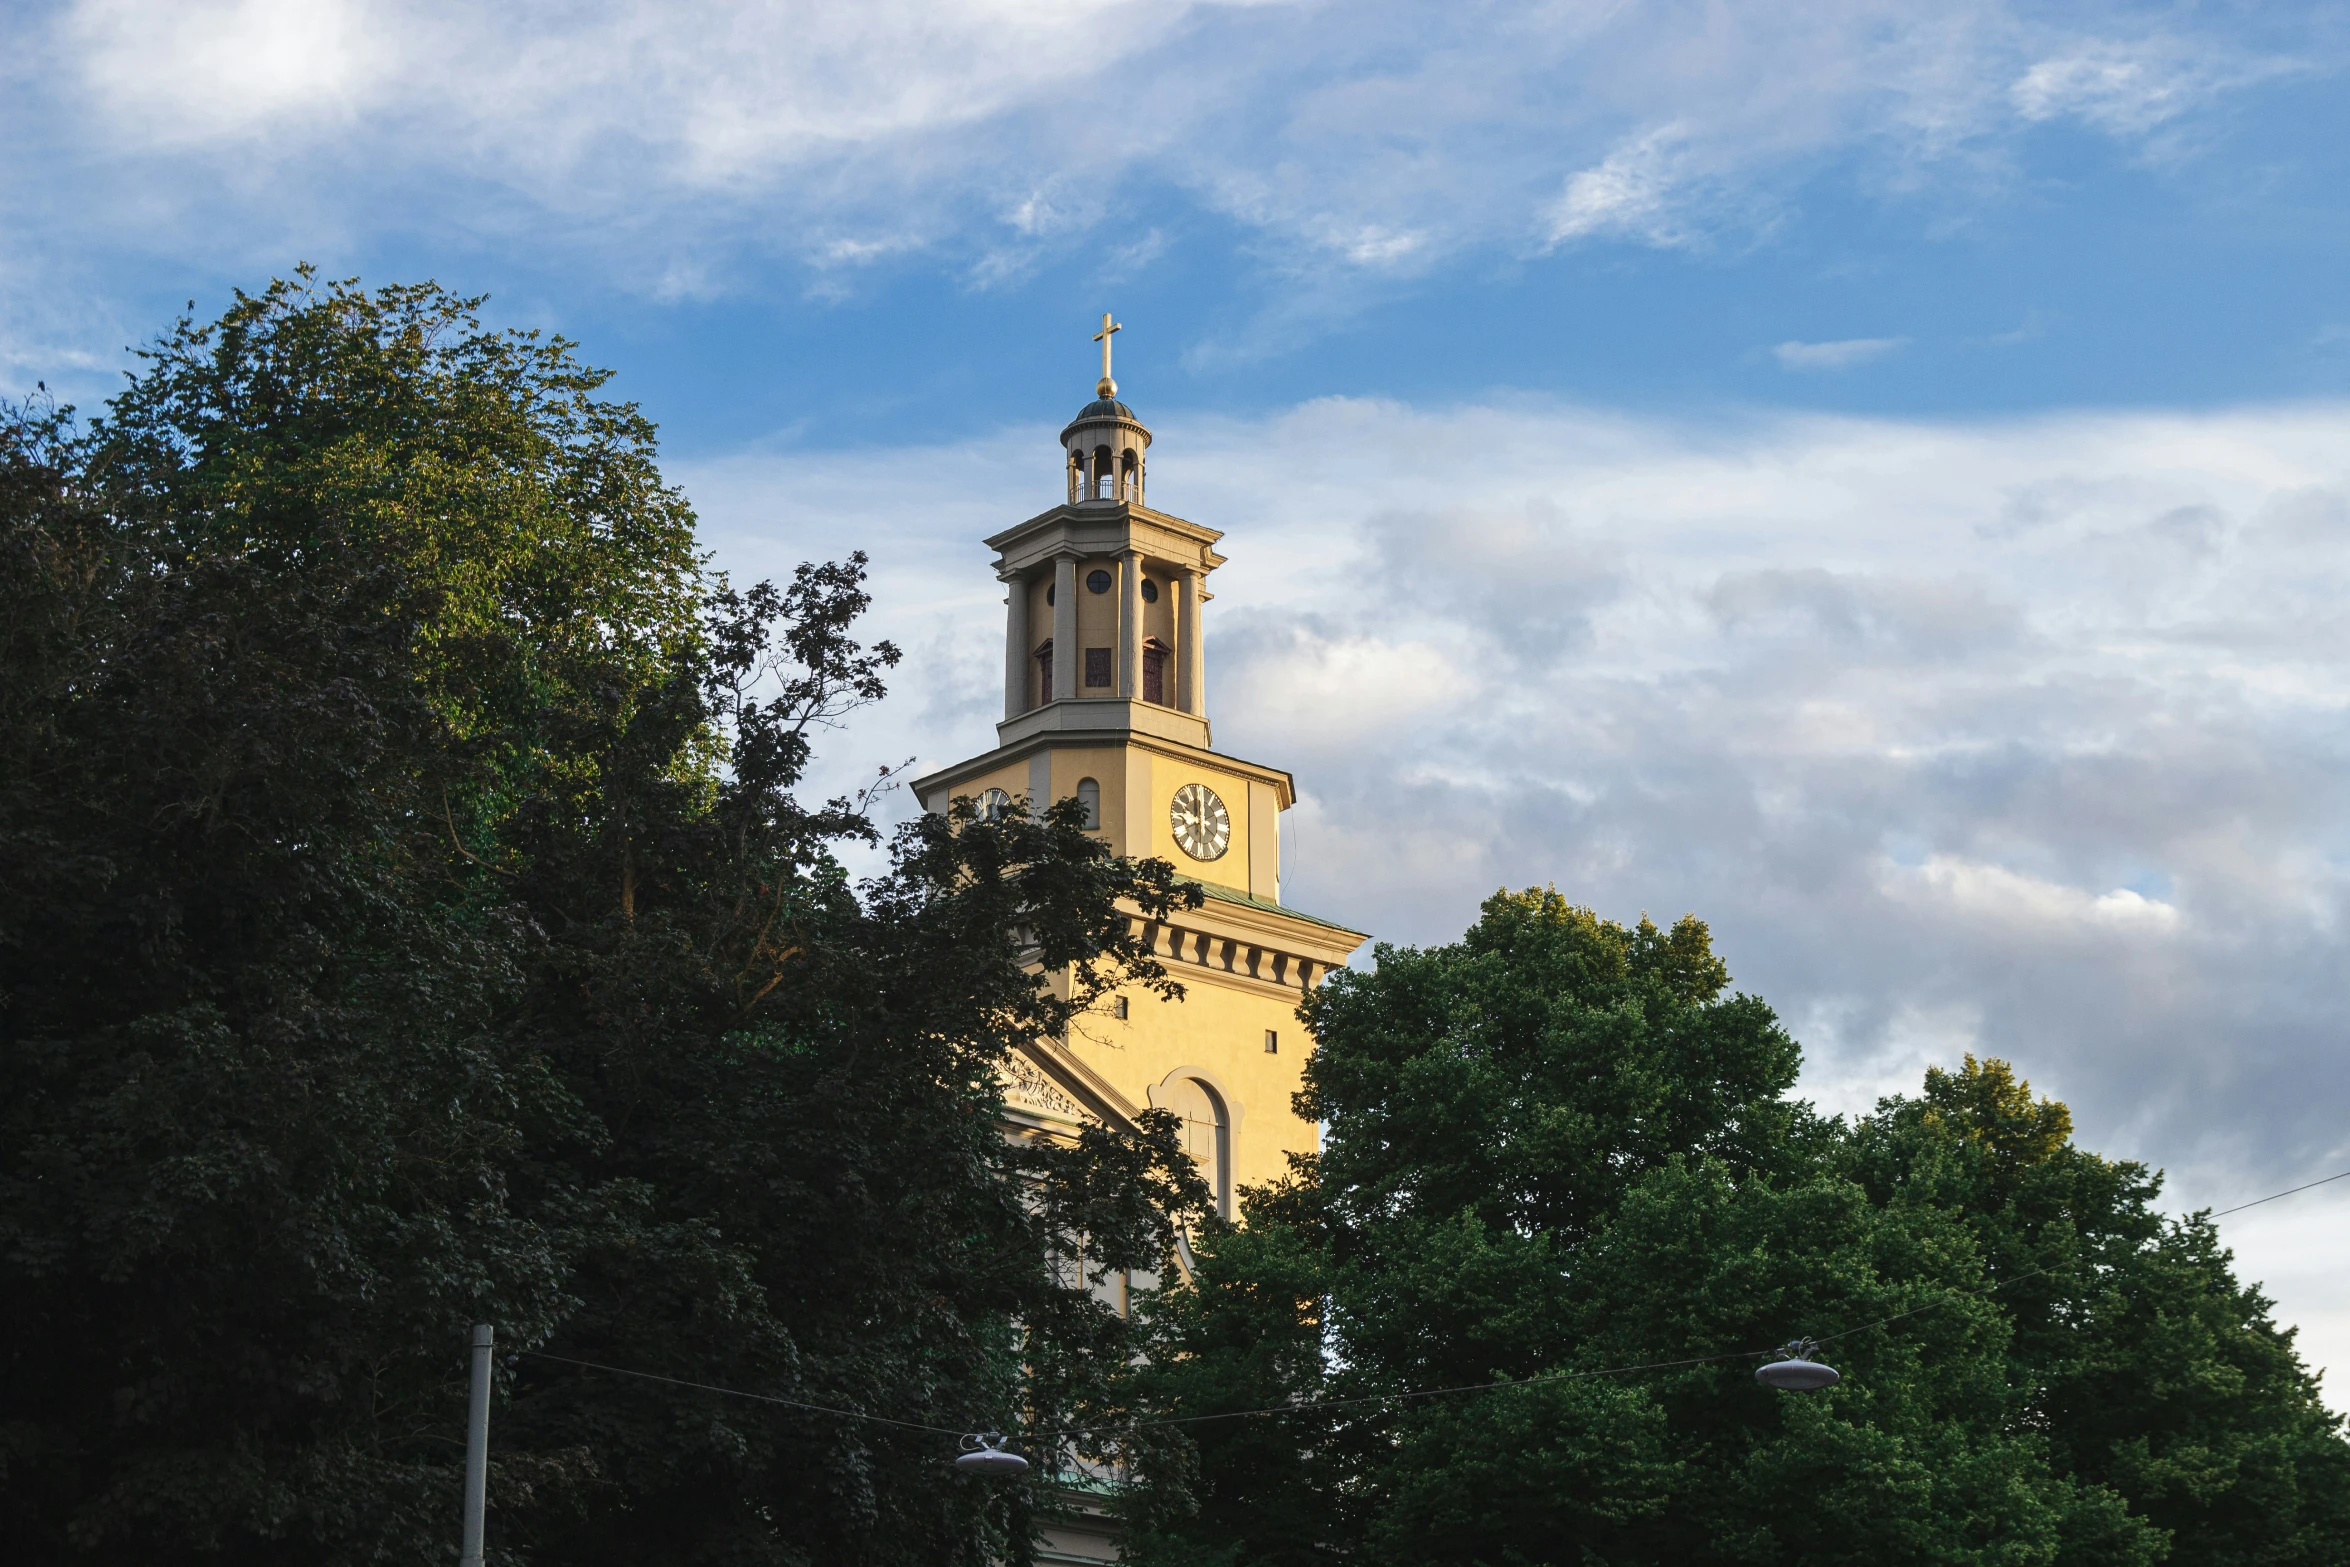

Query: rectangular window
1114 995 1130 1020
1142 644 1166 705
1264 1029 1279 1054
1085 646 1113 687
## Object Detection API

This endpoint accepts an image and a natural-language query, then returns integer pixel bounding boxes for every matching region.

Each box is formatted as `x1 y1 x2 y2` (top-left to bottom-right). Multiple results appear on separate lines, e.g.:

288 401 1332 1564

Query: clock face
1170 782 1231 861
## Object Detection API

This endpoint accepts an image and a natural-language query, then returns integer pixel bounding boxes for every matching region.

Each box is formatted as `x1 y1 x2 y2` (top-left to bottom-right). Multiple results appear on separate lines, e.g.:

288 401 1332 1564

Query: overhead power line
517 1160 2350 1446
521 1351 972 1438
2205 1168 2350 1218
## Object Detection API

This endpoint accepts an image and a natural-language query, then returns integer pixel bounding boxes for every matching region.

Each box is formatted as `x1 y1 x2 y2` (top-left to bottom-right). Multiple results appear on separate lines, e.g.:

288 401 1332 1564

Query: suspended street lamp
1755 1338 1840 1391
955 1432 1031 1475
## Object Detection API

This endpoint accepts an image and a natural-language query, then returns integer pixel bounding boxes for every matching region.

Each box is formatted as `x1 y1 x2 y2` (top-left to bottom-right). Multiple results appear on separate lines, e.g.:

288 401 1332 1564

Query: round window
1086 569 1113 594
1045 584 1054 606
1140 578 1160 603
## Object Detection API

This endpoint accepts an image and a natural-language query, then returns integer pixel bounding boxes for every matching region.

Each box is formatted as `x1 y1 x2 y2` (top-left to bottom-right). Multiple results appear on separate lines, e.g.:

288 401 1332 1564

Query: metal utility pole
460 1324 494 1567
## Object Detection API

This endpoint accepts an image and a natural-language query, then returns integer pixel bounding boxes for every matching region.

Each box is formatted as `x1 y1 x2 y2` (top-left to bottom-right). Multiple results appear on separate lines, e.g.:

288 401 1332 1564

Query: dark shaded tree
1134 890 2347 1567
1855 1059 2350 1566
0 273 1206 1566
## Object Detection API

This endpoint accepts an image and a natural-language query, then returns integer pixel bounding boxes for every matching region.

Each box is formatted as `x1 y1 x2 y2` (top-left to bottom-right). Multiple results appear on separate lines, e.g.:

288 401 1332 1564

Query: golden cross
1092 311 1121 389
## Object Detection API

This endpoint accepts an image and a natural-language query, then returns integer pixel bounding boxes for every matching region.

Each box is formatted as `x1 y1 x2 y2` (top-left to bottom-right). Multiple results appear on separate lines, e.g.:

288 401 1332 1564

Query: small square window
1114 995 1130 1020
1264 1029 1279 1054
1084 647 1113 687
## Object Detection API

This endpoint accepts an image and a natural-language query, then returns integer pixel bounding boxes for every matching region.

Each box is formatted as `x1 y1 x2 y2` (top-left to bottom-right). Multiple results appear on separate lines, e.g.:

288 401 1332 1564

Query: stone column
1051 555 1078 702
1002 570 1028 720
1117 550 1142 699
1177 568 1205 716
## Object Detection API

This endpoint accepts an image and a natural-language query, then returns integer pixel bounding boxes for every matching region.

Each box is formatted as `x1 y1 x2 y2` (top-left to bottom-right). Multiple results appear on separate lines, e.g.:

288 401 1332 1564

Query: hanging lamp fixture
954 1432 1031 1475
1754 1339 1841 1391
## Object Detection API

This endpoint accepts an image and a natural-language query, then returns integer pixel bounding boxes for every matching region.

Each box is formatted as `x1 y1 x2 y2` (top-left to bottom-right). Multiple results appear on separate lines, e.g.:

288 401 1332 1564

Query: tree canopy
0 273 1206 1566
5 276 2343 1567
1133 890 2350 1567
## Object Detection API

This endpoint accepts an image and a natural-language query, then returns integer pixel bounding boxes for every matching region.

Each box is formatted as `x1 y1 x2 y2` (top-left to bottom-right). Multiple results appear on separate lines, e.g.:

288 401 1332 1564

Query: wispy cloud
64 0 400 144
690 390 2350 1393
2012 37 2307 138
1774 336 1907 370
10 0 2332 304
1546 124 1700 248
701 392 2350 1180
1776 338 1908 373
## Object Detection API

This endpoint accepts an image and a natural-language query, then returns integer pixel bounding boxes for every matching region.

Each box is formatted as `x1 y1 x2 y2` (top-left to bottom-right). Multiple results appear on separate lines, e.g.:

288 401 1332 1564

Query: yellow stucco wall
1063 971 1314 1207
1021 560 1184 687
940 742 1323 1209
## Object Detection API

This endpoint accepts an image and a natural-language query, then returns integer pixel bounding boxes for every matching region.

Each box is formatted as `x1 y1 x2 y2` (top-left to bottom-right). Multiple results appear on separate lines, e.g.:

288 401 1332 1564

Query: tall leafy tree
0 274 1206 1566
1855 1060 2350 1565
1136 890 2347 1566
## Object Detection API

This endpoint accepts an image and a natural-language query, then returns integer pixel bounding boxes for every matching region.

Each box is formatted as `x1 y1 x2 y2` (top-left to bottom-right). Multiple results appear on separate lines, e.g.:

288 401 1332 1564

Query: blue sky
7 0 2350 1392
12 2 2350 439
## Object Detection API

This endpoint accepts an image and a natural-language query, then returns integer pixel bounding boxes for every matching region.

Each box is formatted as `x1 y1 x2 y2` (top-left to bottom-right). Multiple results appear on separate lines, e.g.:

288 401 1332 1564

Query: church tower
911 316 1366 1226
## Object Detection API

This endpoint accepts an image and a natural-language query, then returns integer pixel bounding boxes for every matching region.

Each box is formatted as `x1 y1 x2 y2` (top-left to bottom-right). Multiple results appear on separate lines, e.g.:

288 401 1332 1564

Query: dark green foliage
1856 1060 2350 1566
0 274 1207 1566
1135 892 2349 1567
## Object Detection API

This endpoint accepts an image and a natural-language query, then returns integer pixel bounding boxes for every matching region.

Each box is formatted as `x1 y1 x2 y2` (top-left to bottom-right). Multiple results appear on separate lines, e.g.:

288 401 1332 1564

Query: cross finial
1092 311 1121 397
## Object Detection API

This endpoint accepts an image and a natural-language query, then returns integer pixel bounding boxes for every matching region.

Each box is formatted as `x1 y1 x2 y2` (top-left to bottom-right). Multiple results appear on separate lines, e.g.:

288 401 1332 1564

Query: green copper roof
1183 878 1365 936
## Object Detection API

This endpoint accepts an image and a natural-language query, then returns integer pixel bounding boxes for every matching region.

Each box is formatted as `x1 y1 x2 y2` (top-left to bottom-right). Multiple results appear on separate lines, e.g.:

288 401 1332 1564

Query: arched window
1120 447 1139 502
1161 1075 1230 1219
1092 444 1113 499
1075 776 1101 829
1035 639 1054 704
1142 638 1169 706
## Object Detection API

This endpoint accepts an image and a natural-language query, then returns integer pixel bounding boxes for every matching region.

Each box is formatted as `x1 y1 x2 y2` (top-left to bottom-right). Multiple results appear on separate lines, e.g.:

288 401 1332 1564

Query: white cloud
11 1 2330 295
1546 123 1699 247
686 391 2350 1396
1878 853 2185 936
66 0 397 142
64 0 1177 159
1774 336 1907 370
2011 38 2304 139
2014 48 2191 134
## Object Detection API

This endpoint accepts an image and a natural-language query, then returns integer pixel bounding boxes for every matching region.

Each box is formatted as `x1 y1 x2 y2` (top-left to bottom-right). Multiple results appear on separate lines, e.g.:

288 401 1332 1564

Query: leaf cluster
0 275 1202 1566
1131 892 2350 1567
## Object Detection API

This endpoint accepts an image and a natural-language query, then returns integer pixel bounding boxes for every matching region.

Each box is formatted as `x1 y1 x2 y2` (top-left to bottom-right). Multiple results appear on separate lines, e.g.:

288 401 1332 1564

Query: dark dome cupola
1062 313 1151 505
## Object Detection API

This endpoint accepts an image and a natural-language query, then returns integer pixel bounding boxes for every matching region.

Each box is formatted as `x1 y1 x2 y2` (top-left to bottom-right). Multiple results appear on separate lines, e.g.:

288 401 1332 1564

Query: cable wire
518 1351 969 1438
515 1160 2349 1448
2205 1168 2350 1218
1035 1254 2081 1443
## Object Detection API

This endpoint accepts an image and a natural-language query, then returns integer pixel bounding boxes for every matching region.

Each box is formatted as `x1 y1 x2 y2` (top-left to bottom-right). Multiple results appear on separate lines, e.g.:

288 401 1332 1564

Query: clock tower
910 317 1366 1229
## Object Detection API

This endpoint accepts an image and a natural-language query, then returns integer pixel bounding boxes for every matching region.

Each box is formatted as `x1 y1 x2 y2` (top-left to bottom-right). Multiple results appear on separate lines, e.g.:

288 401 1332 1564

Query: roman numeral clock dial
1170 782 1231 861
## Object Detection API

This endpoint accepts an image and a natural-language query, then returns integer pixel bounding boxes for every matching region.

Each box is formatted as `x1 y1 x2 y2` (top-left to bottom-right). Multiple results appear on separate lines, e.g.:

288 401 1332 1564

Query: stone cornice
910 726 1296 811
1135 895 1367 992
986 502 1229 576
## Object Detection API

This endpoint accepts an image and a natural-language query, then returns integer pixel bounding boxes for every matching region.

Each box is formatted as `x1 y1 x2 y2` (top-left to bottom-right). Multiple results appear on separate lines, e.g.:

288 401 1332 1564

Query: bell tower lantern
1064 313 1151 506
